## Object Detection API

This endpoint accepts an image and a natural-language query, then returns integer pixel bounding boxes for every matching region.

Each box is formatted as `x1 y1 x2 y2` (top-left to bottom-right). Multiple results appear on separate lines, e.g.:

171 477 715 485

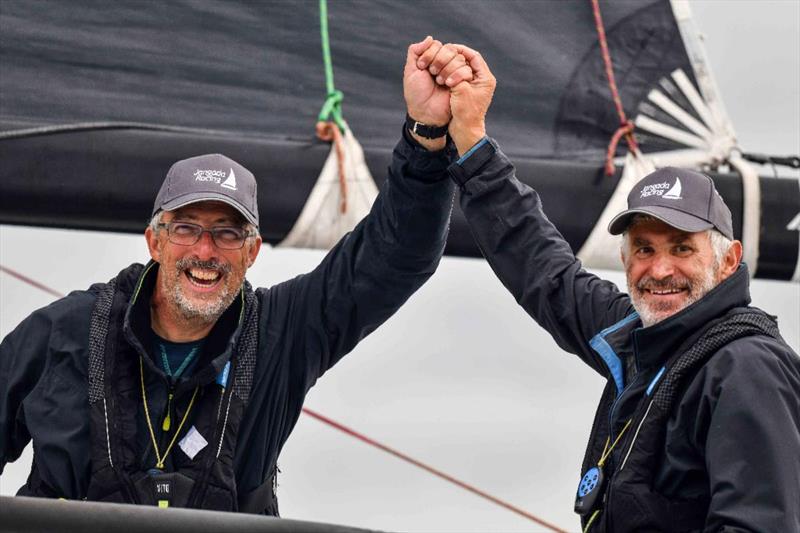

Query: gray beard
629 268 717 328
173 279 234 323
163 258 237 325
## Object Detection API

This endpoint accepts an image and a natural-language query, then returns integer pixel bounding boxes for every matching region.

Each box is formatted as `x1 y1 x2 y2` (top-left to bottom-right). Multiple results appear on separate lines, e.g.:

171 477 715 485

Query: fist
447 44 497 155
403 37 474 127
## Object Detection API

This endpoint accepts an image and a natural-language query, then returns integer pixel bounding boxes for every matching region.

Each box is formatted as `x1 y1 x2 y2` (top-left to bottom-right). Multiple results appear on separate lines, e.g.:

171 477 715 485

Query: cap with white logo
153 154 259 227
607 166 733 240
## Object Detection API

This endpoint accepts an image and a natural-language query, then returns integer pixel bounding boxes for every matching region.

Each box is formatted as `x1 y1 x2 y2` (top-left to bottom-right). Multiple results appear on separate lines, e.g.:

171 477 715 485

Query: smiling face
145 201 261 328
622 218 741 327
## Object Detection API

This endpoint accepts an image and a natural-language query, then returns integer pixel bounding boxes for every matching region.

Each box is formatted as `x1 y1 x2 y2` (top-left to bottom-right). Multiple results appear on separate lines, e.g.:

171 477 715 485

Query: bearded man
0 37 471 514
437 43 800 532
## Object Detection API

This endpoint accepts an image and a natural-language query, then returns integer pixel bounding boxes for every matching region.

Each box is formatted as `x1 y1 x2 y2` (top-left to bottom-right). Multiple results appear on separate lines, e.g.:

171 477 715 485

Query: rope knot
604 120 638 176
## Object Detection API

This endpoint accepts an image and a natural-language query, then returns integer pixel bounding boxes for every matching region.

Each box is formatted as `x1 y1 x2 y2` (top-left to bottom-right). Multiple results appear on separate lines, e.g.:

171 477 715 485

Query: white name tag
179 426 208 460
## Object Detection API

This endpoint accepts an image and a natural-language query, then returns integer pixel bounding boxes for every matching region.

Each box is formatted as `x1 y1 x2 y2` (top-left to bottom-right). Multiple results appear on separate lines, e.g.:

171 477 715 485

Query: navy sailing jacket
449 138 800 532
0 131 456 506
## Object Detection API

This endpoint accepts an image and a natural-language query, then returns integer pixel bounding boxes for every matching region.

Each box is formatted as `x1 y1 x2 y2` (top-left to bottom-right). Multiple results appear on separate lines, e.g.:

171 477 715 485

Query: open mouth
646 288 686 296
184 267 222 288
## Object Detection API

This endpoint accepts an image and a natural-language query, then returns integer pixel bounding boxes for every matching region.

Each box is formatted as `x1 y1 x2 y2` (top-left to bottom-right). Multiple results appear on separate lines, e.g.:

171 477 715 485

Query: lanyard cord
140 356 198 470
157 344 199 430
598 418 632 467
582 419 633 533
159 344 199 379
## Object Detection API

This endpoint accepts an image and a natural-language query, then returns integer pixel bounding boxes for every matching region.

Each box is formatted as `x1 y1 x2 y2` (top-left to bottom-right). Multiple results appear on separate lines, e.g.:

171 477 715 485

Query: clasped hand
404 36 497 155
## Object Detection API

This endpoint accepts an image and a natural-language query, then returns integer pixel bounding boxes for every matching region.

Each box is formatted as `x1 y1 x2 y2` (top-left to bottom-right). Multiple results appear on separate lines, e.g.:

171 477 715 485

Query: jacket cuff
447 137 499 187
395 124 458 180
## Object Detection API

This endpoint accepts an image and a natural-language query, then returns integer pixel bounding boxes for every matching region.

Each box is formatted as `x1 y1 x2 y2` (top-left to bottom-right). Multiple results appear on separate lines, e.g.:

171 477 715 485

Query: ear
145 226 161 262
719 240 743 280
246 235 263 268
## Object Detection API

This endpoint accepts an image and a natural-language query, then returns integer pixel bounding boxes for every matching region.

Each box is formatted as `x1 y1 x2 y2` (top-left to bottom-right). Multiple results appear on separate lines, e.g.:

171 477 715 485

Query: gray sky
1 1 798 531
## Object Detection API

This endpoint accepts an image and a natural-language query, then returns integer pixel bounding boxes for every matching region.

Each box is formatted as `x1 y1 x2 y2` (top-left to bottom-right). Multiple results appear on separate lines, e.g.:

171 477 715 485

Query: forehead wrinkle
168 206 242 226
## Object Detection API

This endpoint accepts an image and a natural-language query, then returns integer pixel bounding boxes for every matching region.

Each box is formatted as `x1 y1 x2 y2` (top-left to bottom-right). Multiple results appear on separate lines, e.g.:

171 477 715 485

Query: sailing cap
608 167 733 240
153 154 259 227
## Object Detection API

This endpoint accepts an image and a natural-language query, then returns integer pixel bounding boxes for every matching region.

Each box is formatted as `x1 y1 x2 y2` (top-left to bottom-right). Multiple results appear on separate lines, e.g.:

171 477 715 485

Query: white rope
103 398 114 468
728 154 762 278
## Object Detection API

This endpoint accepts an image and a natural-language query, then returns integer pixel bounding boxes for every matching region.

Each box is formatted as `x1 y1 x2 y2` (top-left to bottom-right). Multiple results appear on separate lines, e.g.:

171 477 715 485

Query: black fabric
0 132 456 513
596 309 784 533
85 264 260 511
452 141 800 532
0 0 690 159
1 1 798 281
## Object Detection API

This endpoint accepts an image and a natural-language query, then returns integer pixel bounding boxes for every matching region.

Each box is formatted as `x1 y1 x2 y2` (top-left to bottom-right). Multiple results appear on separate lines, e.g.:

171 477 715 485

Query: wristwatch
405 113 449 139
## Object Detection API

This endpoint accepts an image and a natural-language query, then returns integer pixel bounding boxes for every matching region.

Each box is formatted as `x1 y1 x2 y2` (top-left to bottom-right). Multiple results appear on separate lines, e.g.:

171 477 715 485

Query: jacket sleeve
0 290 94 489
451 138 633 374
275 127 456 390
0 308 50 473
694 340 800 532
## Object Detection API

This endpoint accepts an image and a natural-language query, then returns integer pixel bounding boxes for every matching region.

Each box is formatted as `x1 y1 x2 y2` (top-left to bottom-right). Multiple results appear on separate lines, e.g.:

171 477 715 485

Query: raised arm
276 38 470 389
445 44 632 371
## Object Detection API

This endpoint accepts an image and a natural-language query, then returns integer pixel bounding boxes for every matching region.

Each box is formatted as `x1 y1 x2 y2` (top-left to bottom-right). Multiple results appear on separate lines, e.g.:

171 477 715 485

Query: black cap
153 154 259 227
607 167 733 240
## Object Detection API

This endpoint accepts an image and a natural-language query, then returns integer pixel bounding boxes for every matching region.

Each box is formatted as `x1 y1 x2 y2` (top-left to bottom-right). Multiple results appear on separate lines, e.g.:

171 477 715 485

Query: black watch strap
405 113 449 139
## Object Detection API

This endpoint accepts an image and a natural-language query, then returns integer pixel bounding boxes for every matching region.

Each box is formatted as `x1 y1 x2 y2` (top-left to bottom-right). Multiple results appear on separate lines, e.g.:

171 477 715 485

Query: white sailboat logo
220 168 237 190
662 178 682 199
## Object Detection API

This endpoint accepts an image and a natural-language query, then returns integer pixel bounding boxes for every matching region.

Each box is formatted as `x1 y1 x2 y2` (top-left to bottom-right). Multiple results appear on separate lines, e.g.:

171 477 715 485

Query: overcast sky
1 1 798 532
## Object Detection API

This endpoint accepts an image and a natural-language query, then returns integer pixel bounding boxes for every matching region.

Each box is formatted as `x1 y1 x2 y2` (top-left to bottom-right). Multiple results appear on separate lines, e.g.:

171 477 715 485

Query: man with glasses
1 37 469 515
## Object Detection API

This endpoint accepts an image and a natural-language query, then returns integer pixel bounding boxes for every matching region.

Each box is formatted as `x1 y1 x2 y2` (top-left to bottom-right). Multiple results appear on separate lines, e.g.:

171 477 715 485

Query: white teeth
650 289 682 295
188 268 220 281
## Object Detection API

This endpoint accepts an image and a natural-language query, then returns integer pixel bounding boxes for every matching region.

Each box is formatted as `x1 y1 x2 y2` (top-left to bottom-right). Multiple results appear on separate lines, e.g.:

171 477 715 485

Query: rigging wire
302 408 567 532
0 264 64 298
1 262 566 531
590 0 640 175
741 153 800 170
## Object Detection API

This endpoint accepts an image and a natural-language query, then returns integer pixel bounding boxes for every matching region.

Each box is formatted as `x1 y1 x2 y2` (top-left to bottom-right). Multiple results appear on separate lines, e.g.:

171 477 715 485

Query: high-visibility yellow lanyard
140 356 198 470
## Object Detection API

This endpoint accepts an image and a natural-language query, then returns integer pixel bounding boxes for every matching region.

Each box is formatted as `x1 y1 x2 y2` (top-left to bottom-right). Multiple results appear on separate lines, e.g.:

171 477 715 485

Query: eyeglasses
157 222 255 250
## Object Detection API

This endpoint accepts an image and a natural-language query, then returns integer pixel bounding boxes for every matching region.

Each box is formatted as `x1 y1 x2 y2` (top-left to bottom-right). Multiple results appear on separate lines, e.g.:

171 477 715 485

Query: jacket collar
632 264 751 370
121 260 248 391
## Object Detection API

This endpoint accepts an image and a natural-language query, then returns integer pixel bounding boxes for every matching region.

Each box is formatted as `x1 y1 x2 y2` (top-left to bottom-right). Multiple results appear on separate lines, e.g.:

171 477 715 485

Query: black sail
1 0 797 280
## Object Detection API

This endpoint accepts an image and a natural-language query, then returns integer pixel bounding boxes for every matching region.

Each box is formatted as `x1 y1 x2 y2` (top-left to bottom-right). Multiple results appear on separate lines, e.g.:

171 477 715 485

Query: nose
193 229 219 260
649 251 675 279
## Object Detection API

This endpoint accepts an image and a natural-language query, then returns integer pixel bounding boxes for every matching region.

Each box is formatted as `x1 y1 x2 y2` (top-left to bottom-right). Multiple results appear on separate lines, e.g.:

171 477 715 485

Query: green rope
318 0 345 132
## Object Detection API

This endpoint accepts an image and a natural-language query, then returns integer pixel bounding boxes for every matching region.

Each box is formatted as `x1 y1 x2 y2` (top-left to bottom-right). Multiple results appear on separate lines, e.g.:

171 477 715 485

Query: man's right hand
404 37 473 151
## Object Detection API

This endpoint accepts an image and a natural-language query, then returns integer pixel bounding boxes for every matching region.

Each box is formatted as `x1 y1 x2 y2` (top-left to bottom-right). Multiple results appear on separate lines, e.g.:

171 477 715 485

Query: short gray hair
149 211 164 233
621 214 732 268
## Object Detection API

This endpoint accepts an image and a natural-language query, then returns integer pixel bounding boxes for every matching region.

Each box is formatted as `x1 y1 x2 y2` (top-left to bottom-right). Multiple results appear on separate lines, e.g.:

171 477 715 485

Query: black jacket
450 138 800 532
0 131 456 506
